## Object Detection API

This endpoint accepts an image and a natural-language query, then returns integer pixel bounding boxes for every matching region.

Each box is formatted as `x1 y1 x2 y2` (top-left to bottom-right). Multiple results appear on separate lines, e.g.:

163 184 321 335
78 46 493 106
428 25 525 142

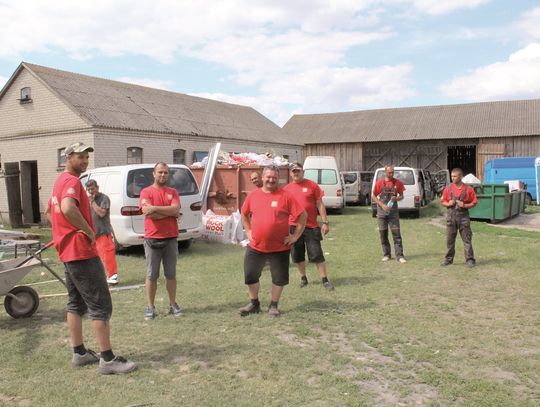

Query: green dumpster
469 184 526 222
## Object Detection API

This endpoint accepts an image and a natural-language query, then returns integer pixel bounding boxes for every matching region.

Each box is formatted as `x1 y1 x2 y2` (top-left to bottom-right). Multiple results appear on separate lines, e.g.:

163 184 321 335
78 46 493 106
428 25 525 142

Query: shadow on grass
0 310 66 353
134 342 239 367
330 275 385 287
291 299 377 314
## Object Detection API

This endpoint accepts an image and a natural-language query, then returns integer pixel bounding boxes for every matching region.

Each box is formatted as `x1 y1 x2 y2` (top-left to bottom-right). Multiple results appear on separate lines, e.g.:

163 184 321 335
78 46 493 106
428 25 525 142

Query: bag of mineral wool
202 210 235 244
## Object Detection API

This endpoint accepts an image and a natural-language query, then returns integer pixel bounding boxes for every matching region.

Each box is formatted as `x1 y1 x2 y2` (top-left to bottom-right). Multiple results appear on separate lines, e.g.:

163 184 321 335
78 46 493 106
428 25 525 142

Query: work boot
99 356 137 375
72 349 99 368
268 305 280 317
239 302 260 316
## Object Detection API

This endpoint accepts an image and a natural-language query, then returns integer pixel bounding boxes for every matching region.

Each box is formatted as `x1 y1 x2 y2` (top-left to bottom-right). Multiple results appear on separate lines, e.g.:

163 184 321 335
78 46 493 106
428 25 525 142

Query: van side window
343 173 357 184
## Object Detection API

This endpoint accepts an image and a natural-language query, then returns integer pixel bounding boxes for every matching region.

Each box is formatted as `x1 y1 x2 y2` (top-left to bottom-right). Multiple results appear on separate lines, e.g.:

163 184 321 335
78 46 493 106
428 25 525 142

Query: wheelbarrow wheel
4 286 39 319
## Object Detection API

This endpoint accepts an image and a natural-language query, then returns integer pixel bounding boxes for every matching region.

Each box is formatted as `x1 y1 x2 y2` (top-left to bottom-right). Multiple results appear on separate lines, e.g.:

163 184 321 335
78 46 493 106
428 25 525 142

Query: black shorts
64 257 112 321
244 246 290 287
290 226 325 264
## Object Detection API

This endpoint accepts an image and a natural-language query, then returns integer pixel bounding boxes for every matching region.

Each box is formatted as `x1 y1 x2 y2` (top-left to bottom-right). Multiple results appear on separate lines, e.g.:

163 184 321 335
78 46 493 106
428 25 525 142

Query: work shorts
144 238 178 281
290 226 325 264
64 256 112 321
244 246 290 287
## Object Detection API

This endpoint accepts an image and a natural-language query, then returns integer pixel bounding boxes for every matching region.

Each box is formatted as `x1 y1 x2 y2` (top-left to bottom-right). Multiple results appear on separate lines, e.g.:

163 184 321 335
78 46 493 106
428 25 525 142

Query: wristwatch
322 221 329 225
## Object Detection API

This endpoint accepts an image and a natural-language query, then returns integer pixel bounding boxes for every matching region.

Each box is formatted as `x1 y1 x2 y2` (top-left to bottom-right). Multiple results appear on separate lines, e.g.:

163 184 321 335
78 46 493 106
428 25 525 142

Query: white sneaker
398 257 407 264
107 274 118 285
382 256 390 262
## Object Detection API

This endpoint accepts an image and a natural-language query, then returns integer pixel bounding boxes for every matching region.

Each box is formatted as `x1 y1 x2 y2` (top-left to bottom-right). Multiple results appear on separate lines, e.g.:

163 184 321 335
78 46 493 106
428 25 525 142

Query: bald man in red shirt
240 166 307 317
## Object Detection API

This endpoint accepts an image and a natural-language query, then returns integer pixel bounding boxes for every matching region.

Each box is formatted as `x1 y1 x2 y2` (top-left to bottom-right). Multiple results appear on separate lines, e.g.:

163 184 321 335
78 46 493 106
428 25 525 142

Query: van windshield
375 169 415 185
126 168 199 198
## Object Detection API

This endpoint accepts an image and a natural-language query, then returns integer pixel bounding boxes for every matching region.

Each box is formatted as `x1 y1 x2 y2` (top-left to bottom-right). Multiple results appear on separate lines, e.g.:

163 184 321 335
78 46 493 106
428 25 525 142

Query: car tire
178 239 192 251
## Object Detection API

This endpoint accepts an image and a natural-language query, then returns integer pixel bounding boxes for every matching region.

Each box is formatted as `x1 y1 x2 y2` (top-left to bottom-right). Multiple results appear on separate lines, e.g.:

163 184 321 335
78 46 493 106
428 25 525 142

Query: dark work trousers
445 208 475 262
377 207 404 258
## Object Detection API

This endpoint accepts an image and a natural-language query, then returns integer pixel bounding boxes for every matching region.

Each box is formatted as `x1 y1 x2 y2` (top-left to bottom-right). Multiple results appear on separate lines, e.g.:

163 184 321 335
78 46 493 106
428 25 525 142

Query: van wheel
525 194 532 206
178 239 192 251
413 209 420 218
372 210 377 218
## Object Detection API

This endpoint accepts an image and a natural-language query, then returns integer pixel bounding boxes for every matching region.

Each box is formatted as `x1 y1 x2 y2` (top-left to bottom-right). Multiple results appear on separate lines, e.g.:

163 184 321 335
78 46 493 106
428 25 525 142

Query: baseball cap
65 142 94 155
290 162 303 170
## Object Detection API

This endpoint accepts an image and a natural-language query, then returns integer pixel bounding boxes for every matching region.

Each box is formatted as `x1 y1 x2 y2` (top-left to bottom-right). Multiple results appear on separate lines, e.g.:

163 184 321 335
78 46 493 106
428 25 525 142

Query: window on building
193 151 208 163
19 87 32 104
127 147 143 164
58 148 66 167
173 149 186 165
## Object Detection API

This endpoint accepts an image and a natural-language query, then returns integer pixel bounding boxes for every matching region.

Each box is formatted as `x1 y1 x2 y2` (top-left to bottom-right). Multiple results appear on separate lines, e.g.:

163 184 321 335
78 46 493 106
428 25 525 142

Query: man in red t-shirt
371 165 407 263
48 141 136 375
240 166 307 317
139 162 183 320
284 162 333 290
440 168 478 268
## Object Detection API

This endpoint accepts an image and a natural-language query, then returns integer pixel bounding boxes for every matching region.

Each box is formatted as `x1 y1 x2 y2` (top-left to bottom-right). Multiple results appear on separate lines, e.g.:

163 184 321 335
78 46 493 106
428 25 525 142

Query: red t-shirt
241 188 305 253
139 185 180 239
442 184 477 205
49 172 99 262
373 178 405 197
284 179 324 228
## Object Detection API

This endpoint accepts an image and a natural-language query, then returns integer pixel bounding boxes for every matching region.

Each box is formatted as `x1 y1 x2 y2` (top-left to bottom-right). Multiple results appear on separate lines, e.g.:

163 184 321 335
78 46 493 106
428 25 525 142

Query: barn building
284 101 540 178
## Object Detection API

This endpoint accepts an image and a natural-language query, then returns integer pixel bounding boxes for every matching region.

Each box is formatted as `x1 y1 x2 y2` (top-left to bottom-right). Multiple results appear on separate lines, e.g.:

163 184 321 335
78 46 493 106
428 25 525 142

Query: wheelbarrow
0 241 66 318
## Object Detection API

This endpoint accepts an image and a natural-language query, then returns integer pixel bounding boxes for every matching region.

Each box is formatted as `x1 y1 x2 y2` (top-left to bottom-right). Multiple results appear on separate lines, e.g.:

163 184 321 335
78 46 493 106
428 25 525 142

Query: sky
1 0 539 126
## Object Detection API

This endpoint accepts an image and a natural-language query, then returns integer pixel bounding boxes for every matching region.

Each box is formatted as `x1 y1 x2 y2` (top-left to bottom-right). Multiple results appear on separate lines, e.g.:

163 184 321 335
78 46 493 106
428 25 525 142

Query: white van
371 166 433 218
341 170 374 206
80 164 203 249
303 156 345 212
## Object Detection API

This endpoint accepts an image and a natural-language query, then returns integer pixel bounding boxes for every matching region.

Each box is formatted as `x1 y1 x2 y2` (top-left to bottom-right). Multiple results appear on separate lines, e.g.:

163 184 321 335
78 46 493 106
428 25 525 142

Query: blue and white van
483 156 540 204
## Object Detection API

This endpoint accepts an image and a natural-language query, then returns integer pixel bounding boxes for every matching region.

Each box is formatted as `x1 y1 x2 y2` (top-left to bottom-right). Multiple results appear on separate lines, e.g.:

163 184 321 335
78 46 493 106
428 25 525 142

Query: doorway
20 161 41 224
447 145 476 176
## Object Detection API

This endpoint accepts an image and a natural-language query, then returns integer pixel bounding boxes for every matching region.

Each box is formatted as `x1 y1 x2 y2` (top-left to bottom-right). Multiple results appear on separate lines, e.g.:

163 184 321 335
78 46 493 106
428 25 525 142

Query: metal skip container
469 184 527 222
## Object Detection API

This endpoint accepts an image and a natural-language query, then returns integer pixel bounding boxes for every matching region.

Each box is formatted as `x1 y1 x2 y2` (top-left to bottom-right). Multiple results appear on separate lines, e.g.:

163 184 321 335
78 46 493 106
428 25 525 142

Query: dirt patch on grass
277 328 442 405
429 213 540 232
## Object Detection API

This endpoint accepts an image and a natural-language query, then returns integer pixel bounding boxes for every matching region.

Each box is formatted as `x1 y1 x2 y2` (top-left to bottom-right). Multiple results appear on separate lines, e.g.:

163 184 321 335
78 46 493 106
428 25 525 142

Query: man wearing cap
284 163 334 290
239 166 307 317
48 142 136 374
371 164 407 263
85 179 118 285
139 162 183 320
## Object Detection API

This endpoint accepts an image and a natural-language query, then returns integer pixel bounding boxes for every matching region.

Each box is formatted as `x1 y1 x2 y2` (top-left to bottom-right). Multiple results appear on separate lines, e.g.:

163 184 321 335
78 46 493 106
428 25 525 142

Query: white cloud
0 1 416 123
116 77 174 91
193 64 415 126
514 6 540 40
0 76 8 91
439 43 540 100
409 0 491 15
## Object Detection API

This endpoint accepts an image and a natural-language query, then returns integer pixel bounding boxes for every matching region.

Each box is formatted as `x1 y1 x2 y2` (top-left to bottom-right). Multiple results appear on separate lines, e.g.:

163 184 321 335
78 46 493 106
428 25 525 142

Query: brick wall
0 68 89 138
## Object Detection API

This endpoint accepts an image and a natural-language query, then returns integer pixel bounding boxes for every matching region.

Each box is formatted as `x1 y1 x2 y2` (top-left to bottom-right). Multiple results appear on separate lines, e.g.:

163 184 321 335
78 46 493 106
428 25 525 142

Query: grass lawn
1 204 539 406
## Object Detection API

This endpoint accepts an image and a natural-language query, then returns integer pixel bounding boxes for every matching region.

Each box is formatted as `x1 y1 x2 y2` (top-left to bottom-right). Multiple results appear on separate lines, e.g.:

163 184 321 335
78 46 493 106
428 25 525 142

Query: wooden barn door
477 143 505 181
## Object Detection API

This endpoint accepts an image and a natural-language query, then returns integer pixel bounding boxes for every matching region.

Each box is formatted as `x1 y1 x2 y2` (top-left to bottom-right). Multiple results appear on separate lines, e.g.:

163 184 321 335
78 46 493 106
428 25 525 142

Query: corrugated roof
283 100 540 144
21 63 298 145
